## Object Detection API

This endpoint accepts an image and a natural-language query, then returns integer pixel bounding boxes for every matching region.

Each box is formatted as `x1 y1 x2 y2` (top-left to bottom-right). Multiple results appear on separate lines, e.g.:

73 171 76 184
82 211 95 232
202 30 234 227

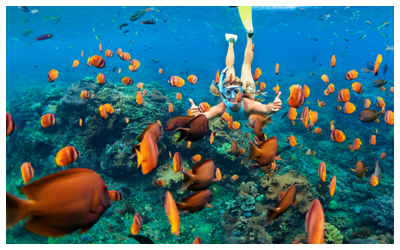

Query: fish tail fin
246 141 259 162
135 148 142 168
180 171 195 191
6 192 31 230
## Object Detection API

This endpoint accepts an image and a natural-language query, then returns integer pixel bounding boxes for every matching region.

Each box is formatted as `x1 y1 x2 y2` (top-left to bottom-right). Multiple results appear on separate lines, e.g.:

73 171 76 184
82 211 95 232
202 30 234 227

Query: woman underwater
189 7 282 121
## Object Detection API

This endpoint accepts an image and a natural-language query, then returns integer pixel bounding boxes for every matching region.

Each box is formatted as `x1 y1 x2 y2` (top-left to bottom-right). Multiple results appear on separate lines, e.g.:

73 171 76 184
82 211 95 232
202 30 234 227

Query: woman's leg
225 41 236 79
240 35 255 86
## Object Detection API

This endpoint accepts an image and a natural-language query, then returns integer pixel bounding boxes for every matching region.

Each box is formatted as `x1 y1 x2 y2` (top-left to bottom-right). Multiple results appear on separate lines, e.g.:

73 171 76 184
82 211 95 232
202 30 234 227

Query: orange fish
168 102 174 113
164 191 180 236
215 168 222 180
289 135 296 147
116 48 123 57
369 135 376 145
343 102 356 114
187 141 191 148
135 133 159 174
228 116 233 130
303 84 310 99
287 107 297 121
191 154 202 163
390 87 394 93
86 56 92 67
220 112 230 124
193 236 202 244
384 110 394 125
104 49 113 57
109 190 123 201
380 152 387 159
21 162 34 184
137 82 144 89
315 127 322 134
253 68 262 80
230 174 238 182
252 43 254 51
353 138 362 151
169 76 185 87
99 105 108 119
348 144 354 151
288 85 305 108
80 90 90 99
118 68 121 74
122 77 133 86
363 99 371 109
72 60 79 68
97 73 106 85
90 55 105 68
210 131 214 144
143 89 148 96
369 174 379 186
130 214 142 235
275 63 279 75
136 91 143 105
326 84 335 95
309 110 318 123
380 86 386 91
175 93 182 100
47 69 59 82
330 124 335 131
188 109 193 116
120 52 131 61
329 176 336 196
273 83 280 95
318 162 326 182
215 70 219 84
81 50 83 57
373 54 382 76
351 160 369 178
6 168 111 237
330 129 345 143
231 121 240 130
55 146 80 167
173 152 182 173
337 89 350 102
130 59 140 71
188 75 198 84
99 43 102 52
229 74 233 84
321 74 329 83
159 68 164 74
351 82 363 94
41 114 57 128
345 70 358 81
79 118 82 127
199 102 211 112
330 55 336 68
334 106 342 111
317 99 325 108
259 82 266 92
153 180 165 187
376 97 386 109
305 199 325 244
103 103 114 113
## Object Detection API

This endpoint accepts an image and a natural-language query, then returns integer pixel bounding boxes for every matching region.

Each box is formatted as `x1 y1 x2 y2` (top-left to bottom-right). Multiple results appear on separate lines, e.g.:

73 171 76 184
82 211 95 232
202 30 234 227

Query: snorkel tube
219 67 234 108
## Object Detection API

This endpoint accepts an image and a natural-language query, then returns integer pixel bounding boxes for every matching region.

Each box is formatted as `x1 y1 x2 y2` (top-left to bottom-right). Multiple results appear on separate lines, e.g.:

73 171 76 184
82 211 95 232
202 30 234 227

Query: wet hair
209 76 264 102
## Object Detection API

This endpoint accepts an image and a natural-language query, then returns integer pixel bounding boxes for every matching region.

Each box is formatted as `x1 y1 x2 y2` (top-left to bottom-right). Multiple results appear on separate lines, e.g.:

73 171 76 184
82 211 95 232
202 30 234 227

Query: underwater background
6 6 394 244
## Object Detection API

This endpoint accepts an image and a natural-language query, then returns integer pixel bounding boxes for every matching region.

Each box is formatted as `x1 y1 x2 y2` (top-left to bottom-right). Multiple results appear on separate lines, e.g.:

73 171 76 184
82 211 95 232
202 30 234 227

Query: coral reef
361 195 394 231
260 170 313 213
324 222 343 244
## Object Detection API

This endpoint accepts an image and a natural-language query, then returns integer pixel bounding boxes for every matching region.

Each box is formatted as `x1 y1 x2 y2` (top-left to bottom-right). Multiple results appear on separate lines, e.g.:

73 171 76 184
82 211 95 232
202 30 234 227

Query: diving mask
222 86 244 98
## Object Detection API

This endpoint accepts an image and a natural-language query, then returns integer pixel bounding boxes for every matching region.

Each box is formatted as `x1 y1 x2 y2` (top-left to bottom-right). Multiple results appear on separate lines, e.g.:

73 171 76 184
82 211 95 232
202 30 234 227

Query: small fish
311 38 318 41
358 34 366 41
94 34 102 41
22 30 34 37
141 19 155 25
375 21 389 30
118 23 128 29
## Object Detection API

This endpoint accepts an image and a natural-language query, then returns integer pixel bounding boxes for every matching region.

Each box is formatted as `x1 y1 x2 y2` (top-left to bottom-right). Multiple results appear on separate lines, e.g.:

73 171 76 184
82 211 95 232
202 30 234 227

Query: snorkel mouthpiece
219 67 234 108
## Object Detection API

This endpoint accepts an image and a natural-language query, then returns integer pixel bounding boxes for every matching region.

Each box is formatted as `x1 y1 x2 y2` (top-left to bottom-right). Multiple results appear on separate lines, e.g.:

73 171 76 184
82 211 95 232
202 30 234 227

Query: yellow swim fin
238 6 253 37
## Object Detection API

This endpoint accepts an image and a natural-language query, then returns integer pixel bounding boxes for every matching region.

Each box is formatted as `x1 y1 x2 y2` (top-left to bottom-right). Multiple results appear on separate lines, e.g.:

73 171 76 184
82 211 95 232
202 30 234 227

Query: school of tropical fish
6 6 394 244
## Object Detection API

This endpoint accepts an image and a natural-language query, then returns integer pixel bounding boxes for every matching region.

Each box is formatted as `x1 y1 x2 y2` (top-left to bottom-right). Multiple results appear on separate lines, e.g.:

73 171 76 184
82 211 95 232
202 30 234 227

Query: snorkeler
189 6 282 121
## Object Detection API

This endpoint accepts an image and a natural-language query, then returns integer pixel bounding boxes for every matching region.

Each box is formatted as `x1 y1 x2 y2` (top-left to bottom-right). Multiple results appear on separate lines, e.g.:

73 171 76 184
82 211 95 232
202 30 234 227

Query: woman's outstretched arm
250 92 282 115
189 99 226 120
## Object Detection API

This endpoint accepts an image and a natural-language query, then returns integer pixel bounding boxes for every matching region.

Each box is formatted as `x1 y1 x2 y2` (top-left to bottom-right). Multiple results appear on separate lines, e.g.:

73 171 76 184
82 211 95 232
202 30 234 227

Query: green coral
324 222 343 244
217 142 231 156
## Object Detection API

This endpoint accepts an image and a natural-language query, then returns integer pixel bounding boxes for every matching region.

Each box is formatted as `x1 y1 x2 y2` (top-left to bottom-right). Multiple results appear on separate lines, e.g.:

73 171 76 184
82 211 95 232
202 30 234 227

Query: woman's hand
271 92 282 112
189 98 201 116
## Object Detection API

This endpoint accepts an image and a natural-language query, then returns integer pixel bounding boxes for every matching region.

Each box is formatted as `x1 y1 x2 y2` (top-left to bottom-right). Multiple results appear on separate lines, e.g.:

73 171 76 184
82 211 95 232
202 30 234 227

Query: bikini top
226 100 248 121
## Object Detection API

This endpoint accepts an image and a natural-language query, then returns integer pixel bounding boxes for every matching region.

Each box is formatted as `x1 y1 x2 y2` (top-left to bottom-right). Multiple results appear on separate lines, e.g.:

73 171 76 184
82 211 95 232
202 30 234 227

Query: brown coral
237 181 259 198
260 169 313 214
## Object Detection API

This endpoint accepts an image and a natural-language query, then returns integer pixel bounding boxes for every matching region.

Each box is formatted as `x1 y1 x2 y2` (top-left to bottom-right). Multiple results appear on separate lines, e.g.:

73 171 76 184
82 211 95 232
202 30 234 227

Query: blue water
6 6 394 244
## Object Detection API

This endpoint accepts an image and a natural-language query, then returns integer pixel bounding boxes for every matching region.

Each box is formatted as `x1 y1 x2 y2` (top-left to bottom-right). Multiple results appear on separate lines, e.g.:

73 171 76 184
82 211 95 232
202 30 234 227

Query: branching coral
362 195 394 231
